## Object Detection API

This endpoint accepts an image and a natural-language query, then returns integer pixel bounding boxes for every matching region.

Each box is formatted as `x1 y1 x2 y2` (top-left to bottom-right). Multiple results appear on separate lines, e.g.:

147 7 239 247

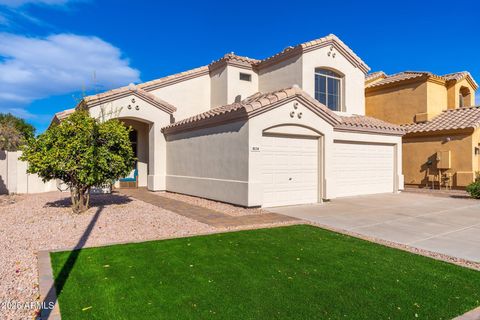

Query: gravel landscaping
157 191 270 216
0 191 217 319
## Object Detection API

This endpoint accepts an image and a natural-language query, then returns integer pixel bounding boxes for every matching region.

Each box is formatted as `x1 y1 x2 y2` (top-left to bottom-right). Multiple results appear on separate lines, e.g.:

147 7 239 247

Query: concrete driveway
268 192 480 262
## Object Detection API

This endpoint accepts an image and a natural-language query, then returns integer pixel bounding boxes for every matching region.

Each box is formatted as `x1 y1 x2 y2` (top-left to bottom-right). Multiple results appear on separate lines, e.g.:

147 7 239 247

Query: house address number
251 146 260 152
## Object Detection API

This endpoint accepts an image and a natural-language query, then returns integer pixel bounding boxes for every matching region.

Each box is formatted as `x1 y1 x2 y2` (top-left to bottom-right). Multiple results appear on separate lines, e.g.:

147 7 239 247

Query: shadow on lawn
41 203 106 319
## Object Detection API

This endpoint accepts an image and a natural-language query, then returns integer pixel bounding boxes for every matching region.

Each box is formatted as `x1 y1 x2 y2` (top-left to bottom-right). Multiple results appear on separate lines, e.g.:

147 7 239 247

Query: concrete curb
453 307 480 320
37 251 61 320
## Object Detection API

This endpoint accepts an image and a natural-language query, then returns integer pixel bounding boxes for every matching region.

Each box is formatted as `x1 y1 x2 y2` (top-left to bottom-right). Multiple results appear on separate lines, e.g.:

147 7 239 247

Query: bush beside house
20 110 135 213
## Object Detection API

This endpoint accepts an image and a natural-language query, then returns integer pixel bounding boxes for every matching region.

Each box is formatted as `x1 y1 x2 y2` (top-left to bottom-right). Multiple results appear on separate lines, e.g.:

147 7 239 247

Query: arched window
315 68 342 111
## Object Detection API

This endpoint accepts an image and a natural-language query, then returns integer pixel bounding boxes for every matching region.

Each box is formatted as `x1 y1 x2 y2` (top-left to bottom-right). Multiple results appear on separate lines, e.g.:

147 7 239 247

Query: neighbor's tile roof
365 71 386 82
365 71 434 89
162 86 404 135
441 71 479 88
406 106 480 133
366 71 478 90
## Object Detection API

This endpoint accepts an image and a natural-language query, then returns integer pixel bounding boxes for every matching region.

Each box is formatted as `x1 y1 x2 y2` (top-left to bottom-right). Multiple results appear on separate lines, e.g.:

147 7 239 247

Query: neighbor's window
239 72 252 82
315 68 342 111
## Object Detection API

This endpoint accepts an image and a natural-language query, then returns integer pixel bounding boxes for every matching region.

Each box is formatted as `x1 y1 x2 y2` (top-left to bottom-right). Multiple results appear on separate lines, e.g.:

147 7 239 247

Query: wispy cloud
0 33 140 106
0 0 77 8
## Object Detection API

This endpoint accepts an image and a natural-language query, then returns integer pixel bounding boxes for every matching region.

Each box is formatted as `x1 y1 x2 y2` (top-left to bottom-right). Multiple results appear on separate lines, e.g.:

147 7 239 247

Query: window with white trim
314 68 342 111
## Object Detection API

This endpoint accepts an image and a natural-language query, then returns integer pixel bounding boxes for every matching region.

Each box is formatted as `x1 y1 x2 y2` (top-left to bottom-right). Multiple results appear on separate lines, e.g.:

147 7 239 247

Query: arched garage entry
261 124 324 207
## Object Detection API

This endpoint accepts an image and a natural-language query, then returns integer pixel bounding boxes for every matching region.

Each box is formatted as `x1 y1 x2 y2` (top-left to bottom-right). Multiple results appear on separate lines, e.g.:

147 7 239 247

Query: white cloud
0 0 75 7
0 33 140 105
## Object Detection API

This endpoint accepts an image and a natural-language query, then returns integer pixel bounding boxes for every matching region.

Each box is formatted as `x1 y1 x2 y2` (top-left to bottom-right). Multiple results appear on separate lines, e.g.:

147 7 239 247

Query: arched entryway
116 118 151 188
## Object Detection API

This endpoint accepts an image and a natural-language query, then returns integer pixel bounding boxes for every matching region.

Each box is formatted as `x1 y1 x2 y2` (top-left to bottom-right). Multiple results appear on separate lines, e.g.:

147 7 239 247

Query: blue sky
0 0 479 133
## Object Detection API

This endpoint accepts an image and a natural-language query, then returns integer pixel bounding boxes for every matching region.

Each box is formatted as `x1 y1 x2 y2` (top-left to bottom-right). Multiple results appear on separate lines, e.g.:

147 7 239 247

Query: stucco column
147 123 166 191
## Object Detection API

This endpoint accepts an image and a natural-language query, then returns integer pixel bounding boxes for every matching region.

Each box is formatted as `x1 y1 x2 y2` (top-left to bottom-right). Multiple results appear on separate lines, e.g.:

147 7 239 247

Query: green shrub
466 180 480 199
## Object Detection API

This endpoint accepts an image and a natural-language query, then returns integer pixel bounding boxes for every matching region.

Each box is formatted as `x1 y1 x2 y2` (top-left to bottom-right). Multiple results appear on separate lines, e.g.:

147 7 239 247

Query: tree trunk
70 186 90 214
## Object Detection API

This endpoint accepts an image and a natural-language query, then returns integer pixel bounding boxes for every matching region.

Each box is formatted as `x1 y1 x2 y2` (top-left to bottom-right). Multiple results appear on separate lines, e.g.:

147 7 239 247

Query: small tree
21 110 135 213
0 113 36 151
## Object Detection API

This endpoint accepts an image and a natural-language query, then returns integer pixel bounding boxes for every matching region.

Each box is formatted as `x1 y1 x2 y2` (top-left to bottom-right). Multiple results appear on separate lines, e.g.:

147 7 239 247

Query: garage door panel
333 142 394 198
262 135 318 207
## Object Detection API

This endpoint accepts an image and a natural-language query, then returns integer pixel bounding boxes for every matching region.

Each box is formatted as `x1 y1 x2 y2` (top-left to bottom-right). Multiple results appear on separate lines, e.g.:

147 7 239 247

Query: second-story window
315 68 342 111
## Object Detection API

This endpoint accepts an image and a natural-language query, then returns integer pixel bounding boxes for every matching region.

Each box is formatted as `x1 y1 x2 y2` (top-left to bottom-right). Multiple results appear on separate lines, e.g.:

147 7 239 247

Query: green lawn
50 225 480 320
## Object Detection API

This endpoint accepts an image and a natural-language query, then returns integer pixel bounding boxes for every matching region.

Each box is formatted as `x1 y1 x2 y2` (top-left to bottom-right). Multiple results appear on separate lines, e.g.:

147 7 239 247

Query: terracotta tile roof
209 53 260 71
366 70 478 90
406 106 480 133
442 71 479 89
81 84 176 114
162 86 403 135
54 108 75 121
79 34 369 106
336 115 406 135
365 71 434 89
257 34 370 73
138 65 210 91
365 71 386 82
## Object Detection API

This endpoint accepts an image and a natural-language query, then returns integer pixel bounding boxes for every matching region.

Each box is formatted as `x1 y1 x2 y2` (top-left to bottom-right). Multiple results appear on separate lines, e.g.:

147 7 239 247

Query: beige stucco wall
165 121 250 206
258 55 303 93
150 74 211 121
258 46 366 116
211 65 258 108
210 67 228 108
302 47 366 115
426 81 448 117
88 93 172 191
403 130 476 188
447 78 476 109
366 80 428 125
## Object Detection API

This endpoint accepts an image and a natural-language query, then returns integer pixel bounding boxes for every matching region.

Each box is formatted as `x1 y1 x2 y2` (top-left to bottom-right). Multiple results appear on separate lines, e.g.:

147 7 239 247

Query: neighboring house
52 34 405 207
365 71 479 189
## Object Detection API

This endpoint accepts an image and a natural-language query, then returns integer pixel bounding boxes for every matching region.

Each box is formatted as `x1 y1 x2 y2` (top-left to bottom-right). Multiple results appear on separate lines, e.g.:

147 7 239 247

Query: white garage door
333 142 394 197
262 135 318 207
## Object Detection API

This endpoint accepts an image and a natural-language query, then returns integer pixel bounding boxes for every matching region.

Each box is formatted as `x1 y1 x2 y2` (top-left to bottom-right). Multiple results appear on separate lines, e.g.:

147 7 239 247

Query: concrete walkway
268 192 480 262
119 188 298 227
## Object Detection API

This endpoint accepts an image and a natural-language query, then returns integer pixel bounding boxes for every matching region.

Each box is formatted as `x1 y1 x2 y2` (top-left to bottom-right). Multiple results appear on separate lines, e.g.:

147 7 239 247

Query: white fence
0 150 58 195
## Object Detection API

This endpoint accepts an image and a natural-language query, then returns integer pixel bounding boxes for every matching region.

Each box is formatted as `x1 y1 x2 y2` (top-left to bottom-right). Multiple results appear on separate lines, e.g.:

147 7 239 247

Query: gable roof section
366 71 478 90
80 84 177 114
256 34 370 74
406 106 480 134
162 86 403 135
442 71 479 90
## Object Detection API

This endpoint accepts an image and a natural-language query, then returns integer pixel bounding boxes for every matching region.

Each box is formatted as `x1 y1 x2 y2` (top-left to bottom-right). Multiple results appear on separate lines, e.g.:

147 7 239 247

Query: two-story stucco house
53 34 404 207
365 71 479 189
